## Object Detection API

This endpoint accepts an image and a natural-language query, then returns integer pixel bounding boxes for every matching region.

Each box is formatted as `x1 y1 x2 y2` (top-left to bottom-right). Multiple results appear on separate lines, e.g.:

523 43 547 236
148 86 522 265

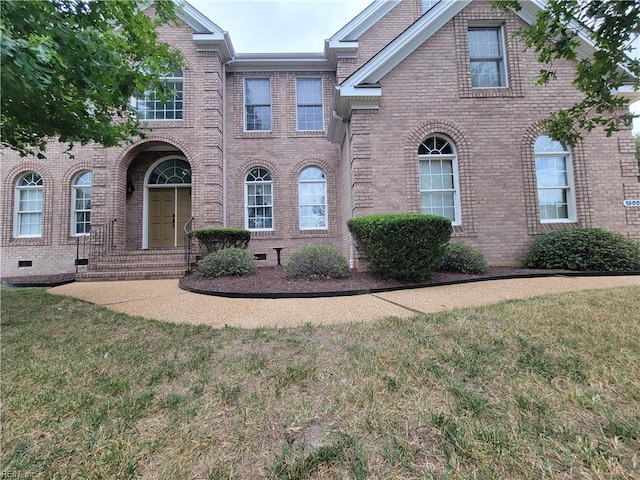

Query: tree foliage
1 0 182 158
495 0 639 145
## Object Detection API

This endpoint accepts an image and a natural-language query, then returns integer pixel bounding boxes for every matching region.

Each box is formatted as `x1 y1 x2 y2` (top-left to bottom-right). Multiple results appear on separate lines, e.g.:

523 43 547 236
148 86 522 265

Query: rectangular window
245 78 272 131
536 156 572 221
468 27 507 88
17 188 43 237
246 184 273 229
534 135 575 222
296 78 323 131
420 159 459 223
135 70 183 121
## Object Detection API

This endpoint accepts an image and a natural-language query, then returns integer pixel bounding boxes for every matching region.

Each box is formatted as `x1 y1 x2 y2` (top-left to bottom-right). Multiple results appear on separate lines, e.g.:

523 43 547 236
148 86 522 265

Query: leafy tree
495 0 639 145
1 0 182 158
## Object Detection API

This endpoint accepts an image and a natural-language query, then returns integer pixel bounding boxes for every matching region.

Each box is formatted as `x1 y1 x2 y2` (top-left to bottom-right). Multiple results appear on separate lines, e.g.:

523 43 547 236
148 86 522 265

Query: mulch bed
178 266 572 297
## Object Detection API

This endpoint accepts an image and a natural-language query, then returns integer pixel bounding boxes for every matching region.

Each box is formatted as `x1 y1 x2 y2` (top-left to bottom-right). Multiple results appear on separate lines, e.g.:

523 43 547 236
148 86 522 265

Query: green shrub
188 228 250 254
522 227 640 271
284 244 350 279
197 247 256 278
439 242 488 274
347 213 453 282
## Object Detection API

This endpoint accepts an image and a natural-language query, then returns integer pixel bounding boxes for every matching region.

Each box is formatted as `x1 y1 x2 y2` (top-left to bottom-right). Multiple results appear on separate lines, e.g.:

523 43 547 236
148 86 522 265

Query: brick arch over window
233 160 283 237
521 123 592 235
287 159 338 237
2 162 54 247
404 120 476 235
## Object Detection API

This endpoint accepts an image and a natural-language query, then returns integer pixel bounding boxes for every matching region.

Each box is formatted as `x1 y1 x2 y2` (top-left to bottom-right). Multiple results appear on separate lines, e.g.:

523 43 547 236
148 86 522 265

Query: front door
148 187 191 248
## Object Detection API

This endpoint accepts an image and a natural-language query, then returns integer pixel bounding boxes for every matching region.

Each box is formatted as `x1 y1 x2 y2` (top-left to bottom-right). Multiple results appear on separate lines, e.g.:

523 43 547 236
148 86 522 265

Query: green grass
2 286 639 479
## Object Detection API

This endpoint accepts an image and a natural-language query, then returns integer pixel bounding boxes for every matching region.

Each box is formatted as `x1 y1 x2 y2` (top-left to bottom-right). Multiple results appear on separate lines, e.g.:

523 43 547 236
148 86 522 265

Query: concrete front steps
76 248 192 281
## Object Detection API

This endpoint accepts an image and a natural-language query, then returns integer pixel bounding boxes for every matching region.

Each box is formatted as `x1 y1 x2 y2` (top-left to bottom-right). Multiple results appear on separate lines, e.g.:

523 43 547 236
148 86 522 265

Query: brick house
2 0 639 281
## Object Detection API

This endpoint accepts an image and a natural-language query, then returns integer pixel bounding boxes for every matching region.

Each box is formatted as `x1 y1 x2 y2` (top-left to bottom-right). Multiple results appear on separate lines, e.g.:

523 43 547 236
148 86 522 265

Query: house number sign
623 199 640 207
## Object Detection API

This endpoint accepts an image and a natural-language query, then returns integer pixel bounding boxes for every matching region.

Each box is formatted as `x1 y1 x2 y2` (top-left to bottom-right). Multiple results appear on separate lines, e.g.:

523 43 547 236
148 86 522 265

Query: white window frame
299 166 328 230
14 172 43 238
134 69 183 121
468 26 508 88
245 168 274 231
71 171 92 236
244 78 272 132
418 136 462 226
534 135 576 223
296 77 324 131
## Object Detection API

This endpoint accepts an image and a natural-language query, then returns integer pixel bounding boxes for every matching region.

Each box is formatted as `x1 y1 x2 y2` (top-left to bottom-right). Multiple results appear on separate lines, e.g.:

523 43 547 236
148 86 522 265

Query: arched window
418 136 461 224
136 69 183 120
14 172 43 237
534 135 575 222
299 167 327 229
148 158 191 185
245 168 273 230
72 171 92 235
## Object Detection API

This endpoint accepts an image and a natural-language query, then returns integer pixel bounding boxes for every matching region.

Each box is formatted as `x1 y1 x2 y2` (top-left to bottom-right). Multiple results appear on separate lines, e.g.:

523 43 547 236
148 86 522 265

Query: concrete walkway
48 275 640 329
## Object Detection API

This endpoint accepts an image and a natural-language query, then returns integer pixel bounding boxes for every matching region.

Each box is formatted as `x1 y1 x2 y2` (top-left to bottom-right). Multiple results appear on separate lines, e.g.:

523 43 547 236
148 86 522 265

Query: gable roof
328 0 471 142
328 0 639 143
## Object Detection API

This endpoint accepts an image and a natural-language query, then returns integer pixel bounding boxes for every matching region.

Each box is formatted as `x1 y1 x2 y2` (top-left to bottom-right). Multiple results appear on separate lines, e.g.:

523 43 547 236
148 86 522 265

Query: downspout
333 110 354 268
347 119 355 269
222 61 227 227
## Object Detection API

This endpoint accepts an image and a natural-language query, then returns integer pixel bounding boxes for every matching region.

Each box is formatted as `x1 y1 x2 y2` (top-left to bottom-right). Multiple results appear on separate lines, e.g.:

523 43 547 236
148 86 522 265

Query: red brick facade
2 0 638 278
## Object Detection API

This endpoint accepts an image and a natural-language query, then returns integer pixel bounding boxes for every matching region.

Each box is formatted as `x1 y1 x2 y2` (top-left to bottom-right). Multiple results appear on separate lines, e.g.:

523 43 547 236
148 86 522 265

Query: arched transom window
418 136 461 224
72 171 92 235
14 172 43 237
534 135 575 222
245 168 273 230
148 158 191 185
299 166 327 229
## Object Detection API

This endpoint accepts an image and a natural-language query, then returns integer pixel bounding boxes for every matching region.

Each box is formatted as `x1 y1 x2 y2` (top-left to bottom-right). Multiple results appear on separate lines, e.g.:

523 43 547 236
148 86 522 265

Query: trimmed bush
347 213 453 282
189 228 250 254
197 247 256 278
522 227 640 271
439 242 488 274
284 244 350 279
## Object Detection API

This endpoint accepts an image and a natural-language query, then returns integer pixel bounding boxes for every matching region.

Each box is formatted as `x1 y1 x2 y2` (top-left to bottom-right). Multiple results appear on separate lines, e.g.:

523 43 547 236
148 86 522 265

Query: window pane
469 28 500 57
246 79 270 104
297 78 322 104
470 61 502 88
538 189 569 220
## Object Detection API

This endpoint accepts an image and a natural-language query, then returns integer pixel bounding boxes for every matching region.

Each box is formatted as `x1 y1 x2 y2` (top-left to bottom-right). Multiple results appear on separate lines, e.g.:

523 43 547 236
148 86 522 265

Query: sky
186 0 371 53
185 0 638 133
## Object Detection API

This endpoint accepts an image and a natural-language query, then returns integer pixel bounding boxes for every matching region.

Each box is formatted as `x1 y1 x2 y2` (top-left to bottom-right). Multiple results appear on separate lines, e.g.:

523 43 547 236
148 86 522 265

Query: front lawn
1 286 639 479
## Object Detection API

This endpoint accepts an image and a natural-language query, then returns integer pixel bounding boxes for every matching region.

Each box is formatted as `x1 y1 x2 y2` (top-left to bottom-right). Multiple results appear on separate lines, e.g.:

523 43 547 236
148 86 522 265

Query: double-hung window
419 136 461 225
14 172 43 237
296 78 323 131
299 167 327 229
136 69 183 120
534 135 575 222
468 27 507 88
245 168 273 230
245 78 271 131
72 171 92 236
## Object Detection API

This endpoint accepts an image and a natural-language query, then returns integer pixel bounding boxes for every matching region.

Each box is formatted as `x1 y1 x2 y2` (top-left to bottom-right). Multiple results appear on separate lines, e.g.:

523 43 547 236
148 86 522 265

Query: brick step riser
89 253 194 262
76 270 185 282
87 262 187 271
